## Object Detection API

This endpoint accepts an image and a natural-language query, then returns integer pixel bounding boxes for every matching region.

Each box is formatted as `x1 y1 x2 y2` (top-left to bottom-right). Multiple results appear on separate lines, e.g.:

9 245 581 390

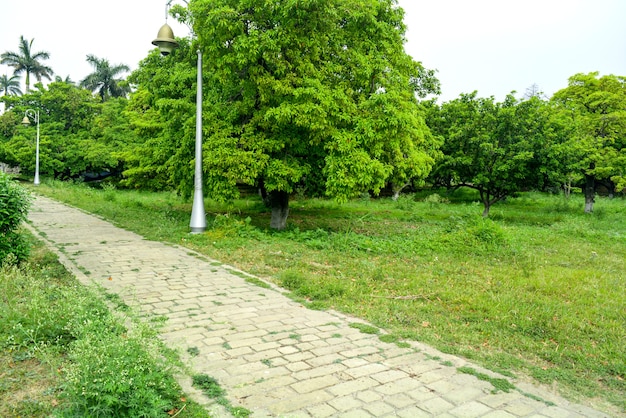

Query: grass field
31 180 626 412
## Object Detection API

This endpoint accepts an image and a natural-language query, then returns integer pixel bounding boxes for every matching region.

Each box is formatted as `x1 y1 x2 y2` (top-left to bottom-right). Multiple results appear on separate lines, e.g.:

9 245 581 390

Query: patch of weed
192 374 250 417
457 366 515 393
349 322 380 335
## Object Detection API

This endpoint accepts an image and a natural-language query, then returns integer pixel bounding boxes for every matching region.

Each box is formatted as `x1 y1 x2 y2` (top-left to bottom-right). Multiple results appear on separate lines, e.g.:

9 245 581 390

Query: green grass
192 374 251 417
32 180 626 412
0 232 213 417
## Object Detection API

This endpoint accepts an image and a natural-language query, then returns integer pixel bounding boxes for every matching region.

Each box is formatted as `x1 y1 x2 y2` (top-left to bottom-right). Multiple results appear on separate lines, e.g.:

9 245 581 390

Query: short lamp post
22 109 40 186
152 0 206 233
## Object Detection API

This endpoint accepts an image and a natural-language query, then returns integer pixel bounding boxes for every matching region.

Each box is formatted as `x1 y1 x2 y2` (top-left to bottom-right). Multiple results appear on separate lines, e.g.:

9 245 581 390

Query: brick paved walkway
27 195 617 417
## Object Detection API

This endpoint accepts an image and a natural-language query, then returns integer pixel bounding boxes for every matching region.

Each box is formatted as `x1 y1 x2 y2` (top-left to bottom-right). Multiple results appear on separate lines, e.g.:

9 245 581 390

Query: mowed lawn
33 182 626 412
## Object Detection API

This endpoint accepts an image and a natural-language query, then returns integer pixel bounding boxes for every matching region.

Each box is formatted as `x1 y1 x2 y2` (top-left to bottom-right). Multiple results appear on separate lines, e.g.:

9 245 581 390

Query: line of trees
1 36 130 100
424 73 626 216
1 1 625 229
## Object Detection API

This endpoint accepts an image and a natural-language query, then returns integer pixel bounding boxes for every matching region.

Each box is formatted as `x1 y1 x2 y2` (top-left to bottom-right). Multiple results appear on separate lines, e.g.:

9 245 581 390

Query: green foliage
80 54 131 101
1 83 135 183
426 93 561 216
0 73 22 96
62 324 182 417
551 72 626 210
123 44 198 193
0 172 31 263
1 36 53 93
129 0 440 229
278 268 347 303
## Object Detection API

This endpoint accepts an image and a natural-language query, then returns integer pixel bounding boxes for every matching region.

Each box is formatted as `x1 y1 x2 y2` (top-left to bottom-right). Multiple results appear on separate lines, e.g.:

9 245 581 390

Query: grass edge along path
0 232 238 417
30 181 626 414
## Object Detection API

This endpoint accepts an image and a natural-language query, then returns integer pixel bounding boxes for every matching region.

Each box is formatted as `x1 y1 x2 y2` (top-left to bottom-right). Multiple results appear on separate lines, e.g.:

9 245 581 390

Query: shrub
62 325 182 417
0 172 31 264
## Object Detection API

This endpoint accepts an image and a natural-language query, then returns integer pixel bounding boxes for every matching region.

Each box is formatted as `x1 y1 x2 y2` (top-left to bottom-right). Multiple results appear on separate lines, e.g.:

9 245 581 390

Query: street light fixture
152 0 206 233
22 109 40 186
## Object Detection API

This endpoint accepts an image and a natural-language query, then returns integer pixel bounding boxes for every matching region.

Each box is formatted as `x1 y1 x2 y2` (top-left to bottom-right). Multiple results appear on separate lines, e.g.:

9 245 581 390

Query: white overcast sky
1 0 625 102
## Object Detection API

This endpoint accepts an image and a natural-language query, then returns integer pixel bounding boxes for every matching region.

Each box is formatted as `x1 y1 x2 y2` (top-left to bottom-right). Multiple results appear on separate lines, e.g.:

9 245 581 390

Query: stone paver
27 195 621 417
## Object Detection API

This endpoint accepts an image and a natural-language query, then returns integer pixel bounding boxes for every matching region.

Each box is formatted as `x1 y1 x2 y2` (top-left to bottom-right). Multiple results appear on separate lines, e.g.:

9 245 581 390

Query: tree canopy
80 55 131 101
1 82 136 181
174 0 440 228
425 93 566 217
551 72 626 212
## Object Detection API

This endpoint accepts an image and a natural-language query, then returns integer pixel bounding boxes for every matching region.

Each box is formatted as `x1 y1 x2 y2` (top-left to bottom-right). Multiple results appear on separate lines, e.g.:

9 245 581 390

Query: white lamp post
152 0 206 233
22 109 40 185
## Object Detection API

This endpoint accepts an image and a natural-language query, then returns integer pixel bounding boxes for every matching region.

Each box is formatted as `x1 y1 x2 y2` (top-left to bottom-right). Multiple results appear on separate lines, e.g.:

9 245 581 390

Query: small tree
0 172 31 264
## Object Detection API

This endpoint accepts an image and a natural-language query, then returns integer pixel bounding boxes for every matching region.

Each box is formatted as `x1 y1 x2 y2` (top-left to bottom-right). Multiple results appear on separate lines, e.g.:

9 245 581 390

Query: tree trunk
268 190 290 230
479 190 491 218
482 203 490 218
584 174 595 213
563 181 571 199
391 182 410 201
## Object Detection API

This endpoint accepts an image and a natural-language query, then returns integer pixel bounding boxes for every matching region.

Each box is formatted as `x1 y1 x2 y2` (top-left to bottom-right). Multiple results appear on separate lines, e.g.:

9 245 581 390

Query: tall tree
179 0 440 229
1 36 53 93
0 73 23 96
80 55 131 101
552 72 626 212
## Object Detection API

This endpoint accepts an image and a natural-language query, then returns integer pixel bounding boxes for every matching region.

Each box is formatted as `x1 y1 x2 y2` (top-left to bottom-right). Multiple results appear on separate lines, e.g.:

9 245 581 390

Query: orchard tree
552 72 626 212
427 93 548 217
174 0 441 229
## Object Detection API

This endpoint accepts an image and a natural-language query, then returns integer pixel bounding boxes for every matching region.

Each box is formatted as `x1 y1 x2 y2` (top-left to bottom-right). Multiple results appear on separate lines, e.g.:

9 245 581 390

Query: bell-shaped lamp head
21 116 31 126
152 23 179 56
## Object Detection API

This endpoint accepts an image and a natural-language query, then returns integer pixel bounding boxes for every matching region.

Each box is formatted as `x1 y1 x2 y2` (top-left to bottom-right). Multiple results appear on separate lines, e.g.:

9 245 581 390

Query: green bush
0 172 31 264
62 325 182 417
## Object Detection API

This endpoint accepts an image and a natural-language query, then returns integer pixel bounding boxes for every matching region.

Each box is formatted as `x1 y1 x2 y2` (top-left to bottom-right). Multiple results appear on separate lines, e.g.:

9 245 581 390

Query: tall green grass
33 181 626 412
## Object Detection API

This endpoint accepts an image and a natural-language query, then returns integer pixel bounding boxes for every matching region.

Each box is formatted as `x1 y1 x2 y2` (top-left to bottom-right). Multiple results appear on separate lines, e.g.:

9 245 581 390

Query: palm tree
1 36 53 93
0 73 23 96
80 55 130 101
54 74 76 86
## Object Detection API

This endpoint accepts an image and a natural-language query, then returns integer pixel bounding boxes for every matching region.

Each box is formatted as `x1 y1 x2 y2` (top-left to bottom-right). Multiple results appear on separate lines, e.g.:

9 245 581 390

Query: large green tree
80 55 131 102
172 0 440 229
551 72 626 212
1 36 53 93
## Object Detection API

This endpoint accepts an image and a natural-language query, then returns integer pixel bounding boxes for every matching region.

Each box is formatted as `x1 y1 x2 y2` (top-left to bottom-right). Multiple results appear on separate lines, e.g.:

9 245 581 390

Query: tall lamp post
152 0 206 233
22 109 40 186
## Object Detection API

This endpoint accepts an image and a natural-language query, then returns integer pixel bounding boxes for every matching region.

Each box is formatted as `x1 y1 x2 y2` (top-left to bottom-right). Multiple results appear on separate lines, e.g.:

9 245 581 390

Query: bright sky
1 0 625 103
